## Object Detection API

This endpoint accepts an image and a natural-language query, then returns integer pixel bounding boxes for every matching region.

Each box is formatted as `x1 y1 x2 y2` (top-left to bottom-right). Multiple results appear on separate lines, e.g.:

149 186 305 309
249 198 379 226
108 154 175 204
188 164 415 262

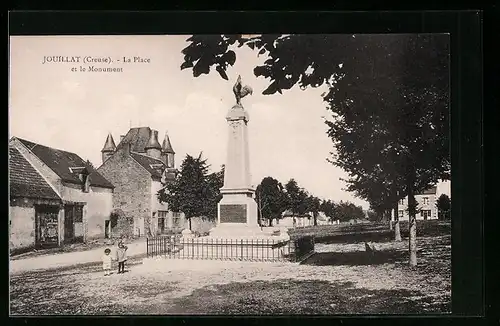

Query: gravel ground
10 223 451 315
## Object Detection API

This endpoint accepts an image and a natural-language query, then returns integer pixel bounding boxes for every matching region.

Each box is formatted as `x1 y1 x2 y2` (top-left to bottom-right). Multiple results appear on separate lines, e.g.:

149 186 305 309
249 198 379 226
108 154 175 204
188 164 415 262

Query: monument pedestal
207 78 289 244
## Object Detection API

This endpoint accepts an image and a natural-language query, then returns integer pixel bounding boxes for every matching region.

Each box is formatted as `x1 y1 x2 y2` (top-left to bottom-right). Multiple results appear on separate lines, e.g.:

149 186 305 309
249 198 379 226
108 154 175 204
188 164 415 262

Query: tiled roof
145 130 162 150
17 138 114 189
116 127 152 153
162 132 175 154
9 147 61 200
130 152 166 179
101 133 116 152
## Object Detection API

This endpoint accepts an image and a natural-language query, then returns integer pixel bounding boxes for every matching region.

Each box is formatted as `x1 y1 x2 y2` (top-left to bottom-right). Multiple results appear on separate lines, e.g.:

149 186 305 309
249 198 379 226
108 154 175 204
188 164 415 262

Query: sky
9 35 451 210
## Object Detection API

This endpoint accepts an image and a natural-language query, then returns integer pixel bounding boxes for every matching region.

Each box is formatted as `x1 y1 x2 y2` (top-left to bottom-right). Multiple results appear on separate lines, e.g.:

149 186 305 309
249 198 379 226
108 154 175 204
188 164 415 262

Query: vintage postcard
9 34 451 315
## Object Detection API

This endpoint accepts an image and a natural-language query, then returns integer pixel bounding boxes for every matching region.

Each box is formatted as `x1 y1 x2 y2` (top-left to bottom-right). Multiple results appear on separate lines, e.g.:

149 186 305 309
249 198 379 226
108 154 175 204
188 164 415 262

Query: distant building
280 210 314 227
97 127 185 237
393 186 439 221
9 137 114 252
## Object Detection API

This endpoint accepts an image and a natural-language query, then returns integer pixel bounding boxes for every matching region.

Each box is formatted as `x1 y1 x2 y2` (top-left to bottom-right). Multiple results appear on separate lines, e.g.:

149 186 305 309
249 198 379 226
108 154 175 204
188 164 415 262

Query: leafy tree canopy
158 154 224 227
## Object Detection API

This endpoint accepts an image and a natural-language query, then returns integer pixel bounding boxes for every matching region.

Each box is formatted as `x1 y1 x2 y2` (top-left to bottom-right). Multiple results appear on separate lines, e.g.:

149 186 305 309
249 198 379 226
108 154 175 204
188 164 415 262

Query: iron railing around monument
146 235 315 263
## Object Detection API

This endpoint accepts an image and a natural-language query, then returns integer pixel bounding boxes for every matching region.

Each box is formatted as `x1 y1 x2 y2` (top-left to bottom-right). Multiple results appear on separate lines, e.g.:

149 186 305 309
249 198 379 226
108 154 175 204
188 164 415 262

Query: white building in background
392 185 450 221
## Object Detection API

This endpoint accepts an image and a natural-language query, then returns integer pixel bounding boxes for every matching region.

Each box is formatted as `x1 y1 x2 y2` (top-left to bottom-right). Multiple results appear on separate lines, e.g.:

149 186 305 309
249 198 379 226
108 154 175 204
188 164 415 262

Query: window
172 212 181 218
157 210 168 218
421 210 431 220
399 199 405 205
422 197 429 205
158 218 165 233
398 210 404 217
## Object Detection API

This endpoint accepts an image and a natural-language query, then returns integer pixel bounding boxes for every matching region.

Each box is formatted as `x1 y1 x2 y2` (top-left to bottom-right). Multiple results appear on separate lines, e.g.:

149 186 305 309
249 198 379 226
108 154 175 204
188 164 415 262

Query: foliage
180 34 450 214
109 209 126 228
333 201 366 222
319 199 365 223
158 154 224 229
367 210 380 222
180 34 450 265
320 200 336 221
255 177 288 226
284 179 310 217
305 195 322 226
203 165 225 220
436 194 451 220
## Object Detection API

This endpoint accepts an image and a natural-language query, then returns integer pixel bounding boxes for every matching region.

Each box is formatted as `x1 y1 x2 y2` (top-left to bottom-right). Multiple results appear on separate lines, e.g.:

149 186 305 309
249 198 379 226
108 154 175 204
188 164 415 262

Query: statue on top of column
232 75 253 106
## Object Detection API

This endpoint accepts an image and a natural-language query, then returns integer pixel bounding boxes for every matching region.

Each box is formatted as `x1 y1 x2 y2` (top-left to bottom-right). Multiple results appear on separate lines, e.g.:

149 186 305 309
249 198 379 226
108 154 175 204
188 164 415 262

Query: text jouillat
42 56 82 64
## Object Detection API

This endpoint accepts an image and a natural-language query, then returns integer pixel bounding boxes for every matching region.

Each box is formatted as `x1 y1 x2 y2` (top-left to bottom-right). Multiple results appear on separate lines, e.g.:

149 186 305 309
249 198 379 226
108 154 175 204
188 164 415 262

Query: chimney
120 135 125 143
124 142 131 155
145 129 162 159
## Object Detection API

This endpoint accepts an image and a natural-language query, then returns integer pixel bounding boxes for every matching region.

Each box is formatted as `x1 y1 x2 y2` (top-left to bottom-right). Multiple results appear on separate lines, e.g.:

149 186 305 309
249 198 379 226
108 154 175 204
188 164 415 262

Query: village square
9 34 451 315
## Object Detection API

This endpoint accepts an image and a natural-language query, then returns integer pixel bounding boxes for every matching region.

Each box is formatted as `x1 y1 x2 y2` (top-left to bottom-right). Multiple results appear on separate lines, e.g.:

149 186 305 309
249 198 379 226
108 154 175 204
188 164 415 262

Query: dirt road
10 240 147 274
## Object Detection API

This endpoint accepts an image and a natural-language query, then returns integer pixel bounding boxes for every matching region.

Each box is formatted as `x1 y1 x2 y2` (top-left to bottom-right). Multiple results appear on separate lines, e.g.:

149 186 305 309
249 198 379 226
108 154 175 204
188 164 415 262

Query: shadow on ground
170 279 450 314
315 230 393 244
301 250 407 266
294 221 451 245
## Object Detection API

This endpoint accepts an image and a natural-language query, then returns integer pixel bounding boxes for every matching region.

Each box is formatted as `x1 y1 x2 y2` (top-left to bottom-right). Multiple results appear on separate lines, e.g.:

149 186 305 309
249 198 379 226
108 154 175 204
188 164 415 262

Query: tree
284 179 309 217
343 171 404 241
367 210 379 222
255 177 288 226
305 195 322 226
202 165 225 221
333 201 365 222
436 194 451 220
320 199 337 223
157 153 222 231
180 34 450 266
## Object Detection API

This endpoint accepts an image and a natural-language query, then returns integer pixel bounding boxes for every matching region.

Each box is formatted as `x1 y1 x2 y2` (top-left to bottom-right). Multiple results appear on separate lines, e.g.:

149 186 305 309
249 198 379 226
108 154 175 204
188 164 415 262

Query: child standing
116 240 128 274
102 248 112 276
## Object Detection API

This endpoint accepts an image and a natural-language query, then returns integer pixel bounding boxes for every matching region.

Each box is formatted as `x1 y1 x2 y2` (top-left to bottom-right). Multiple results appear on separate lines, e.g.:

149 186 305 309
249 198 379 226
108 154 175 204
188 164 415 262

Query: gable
130 152 166 179
16 137 114 189
115 127 152 153
9 147 61 200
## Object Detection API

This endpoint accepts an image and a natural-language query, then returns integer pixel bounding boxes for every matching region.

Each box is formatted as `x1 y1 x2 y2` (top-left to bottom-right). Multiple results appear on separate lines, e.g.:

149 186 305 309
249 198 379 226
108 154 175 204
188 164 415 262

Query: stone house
9 137 114 252
97 127 186 237
394 186 439 221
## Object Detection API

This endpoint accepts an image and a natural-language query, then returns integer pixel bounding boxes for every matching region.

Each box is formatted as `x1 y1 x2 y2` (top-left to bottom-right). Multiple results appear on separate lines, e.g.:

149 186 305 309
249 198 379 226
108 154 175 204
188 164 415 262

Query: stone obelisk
208 76 264 238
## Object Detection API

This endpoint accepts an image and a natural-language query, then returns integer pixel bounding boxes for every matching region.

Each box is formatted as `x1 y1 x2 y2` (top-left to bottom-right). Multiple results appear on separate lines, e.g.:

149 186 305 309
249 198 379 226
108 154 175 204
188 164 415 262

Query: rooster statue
233 75 253 106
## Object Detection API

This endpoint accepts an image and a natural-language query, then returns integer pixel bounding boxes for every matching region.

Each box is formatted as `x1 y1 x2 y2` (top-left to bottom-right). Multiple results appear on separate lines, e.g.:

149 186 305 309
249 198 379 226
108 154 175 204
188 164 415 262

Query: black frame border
7 10 485 325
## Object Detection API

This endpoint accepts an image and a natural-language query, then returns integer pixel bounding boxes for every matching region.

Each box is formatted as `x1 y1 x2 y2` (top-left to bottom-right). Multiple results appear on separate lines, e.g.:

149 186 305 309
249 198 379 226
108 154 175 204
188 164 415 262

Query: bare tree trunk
393 204 401 241
189 218 192 231
408 185 417 266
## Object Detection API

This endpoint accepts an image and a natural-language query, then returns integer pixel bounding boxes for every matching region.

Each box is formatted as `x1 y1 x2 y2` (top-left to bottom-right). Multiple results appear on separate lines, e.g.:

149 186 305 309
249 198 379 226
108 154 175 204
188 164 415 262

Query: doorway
105 220 110 238
64 204 84 243
64 205 74 242
35 205 60 248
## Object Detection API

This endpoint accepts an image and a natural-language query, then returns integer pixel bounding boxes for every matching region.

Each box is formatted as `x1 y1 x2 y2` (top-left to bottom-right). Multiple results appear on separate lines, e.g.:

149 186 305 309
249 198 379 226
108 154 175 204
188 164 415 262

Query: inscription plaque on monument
219 204 247 223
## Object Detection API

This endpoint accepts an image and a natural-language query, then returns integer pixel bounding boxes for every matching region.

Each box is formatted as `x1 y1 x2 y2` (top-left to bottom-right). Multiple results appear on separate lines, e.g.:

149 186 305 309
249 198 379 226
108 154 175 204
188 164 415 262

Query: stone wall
109 209 134 238
185 217 216 234
61 182 113 241
9 204 35 250
11 138 113 242
98 148 152 237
